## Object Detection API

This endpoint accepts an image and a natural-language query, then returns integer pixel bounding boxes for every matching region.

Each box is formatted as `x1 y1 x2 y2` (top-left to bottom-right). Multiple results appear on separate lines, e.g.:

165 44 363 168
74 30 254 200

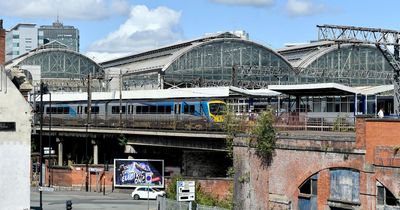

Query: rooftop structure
39 19 79 52
5 23 42 61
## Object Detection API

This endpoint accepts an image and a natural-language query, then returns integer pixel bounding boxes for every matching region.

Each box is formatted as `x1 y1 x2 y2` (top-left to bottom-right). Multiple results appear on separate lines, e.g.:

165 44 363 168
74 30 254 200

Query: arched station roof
102 32 294 89
278 41 394 86
162 38 294 88
6 47 103 79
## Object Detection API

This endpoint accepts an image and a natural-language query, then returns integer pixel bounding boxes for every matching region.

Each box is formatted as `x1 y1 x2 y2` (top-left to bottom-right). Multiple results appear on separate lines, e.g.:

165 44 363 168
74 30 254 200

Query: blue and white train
40 97 226 130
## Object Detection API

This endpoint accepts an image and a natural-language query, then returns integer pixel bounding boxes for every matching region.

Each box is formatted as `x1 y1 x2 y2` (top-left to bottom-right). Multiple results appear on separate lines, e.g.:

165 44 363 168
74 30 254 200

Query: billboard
114 159 164 188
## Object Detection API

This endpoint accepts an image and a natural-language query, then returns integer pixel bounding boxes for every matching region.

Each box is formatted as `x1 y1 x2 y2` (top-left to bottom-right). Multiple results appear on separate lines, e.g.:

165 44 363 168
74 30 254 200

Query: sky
1 0 400 62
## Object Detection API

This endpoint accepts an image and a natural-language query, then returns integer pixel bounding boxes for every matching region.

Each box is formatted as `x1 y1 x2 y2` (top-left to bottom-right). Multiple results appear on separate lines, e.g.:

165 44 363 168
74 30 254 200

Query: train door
174 103 181 114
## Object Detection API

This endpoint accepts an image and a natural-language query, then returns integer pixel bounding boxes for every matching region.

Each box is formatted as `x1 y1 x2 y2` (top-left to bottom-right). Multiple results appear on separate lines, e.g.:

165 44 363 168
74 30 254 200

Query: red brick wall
45 166 232 200
364 120 400 165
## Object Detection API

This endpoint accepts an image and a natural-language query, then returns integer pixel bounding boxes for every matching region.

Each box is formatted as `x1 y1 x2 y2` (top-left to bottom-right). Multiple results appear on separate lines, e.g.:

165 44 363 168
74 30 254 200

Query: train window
157 106 165 114
184 105 195 114
92 106 99 114
142 106 149 113
57 107 63 114
112 106 126 114
51 107 57 114
63 107 70 114
85 106 99 114
150 106 156 113
166 106 172 113
46 107 50 113
136 106 142 114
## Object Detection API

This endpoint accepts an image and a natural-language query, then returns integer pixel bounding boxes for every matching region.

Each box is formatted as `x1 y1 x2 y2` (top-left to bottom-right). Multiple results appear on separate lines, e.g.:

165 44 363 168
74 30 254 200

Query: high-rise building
39 19 79 52
5 23 43 61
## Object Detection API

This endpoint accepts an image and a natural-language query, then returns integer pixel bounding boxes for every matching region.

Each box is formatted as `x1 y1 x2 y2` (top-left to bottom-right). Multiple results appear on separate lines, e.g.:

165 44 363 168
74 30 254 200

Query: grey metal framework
162 39 294 89
18 49 101 78
298 45 393 85
5 44 103 91
316 24 400 113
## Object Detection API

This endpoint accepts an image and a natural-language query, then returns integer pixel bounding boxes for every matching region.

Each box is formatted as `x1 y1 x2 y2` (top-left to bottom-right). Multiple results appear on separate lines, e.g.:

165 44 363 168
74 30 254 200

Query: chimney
0 19 5 65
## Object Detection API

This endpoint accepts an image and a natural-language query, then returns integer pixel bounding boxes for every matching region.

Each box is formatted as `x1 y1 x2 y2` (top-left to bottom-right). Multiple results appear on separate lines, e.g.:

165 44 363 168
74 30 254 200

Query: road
31 189 158 210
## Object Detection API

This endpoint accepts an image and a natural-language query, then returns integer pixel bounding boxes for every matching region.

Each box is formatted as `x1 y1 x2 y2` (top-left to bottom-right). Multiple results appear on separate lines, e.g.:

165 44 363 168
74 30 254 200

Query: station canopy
41 86 280 102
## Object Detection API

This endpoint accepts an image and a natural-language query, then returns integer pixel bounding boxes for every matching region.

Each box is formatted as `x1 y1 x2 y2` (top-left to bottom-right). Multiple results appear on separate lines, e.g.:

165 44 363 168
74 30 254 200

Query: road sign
38 186 55 192
145 172 152 184
177 181 195 201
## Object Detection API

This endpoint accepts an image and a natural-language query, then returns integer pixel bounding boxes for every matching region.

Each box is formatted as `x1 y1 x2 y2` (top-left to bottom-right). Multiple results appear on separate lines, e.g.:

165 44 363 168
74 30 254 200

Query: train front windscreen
209 101 225 122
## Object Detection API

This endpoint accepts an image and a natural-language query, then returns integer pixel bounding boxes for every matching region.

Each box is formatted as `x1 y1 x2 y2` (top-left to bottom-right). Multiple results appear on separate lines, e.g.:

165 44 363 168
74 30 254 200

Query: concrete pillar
57 138 63 166
93 142 98 165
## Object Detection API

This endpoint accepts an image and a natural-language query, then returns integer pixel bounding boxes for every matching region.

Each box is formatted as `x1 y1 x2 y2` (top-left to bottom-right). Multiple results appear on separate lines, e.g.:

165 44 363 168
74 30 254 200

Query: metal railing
274 114 355 132
36 112 356 133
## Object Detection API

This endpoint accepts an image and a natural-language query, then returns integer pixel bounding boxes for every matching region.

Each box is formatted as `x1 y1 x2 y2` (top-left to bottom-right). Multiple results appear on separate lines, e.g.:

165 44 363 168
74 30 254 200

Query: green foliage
31 141 37 152
332 115 354 132
251 110 276 159
226 166 235 178
166 175 233 209
166 175 184 200
238 171 250 184
117 134 127 146
222 106 240 158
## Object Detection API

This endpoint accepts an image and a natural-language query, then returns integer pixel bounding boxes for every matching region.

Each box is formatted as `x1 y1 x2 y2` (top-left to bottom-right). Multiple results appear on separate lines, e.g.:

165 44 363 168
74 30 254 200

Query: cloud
211 0 274 7
286 0 326 17
0 0 130 20
87 5 183 62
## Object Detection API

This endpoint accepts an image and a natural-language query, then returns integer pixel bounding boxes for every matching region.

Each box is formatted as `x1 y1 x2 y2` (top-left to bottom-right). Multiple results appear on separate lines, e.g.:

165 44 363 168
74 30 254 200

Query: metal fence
156 196 229 210
274 114 355 132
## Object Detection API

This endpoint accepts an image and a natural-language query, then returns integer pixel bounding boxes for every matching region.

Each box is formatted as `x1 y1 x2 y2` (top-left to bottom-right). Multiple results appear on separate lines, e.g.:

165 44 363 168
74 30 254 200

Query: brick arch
291 165 362 198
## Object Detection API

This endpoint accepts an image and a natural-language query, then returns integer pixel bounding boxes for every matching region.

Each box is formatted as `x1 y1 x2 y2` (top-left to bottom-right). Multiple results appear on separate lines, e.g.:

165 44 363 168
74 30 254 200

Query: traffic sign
38 186 55 192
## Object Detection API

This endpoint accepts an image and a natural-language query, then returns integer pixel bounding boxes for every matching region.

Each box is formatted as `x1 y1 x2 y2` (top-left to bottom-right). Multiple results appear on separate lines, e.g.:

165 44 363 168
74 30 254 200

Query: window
157 106 165 114
149 106 156 113
84 106 99 114
377 183 400 206
0 122 16 131
299 175 318 195
298 174 318 210
112 106 126 114
183 104 195 114
330 169 360 203
46 107 70 114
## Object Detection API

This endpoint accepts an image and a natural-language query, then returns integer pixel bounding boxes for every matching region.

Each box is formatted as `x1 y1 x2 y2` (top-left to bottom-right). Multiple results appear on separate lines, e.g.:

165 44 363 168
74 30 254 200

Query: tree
250 110 276 164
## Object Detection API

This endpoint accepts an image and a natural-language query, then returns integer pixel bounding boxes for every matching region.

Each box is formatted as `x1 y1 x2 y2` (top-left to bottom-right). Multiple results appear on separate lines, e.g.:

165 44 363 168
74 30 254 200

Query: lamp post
39 82 43 210
38 82 48 210
48 92 52 187
85 73 92 192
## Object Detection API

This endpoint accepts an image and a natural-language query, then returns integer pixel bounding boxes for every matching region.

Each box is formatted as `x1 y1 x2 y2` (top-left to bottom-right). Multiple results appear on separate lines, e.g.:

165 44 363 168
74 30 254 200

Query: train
40 98 226 131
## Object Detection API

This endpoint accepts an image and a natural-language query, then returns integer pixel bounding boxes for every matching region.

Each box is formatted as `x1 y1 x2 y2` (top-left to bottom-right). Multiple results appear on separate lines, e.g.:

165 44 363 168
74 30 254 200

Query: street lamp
47 92 52 187
39 82 49 210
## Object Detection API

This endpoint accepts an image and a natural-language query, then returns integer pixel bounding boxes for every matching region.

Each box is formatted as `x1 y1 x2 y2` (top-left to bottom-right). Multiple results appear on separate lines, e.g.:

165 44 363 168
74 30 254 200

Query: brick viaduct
234 116 400 210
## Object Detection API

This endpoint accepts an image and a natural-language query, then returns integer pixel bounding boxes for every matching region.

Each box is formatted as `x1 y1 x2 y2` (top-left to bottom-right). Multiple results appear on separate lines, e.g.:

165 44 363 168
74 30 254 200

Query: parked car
131 187 166 200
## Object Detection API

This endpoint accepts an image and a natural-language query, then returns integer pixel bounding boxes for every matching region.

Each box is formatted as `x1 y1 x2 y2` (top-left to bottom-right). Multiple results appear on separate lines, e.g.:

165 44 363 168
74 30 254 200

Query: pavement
31 188 158 210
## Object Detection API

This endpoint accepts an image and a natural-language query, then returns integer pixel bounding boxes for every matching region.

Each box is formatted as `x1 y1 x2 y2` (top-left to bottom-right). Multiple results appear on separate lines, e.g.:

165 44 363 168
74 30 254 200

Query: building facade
5 23 43 61
39 20 79 52
0 65 32 209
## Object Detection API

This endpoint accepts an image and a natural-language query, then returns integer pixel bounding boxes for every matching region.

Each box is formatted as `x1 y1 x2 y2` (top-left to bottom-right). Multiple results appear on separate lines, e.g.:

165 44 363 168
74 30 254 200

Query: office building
39 20 79 52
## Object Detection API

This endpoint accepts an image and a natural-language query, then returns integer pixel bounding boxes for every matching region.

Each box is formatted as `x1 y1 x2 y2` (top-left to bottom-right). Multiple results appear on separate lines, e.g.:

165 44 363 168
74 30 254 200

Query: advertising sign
114 159 164 188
